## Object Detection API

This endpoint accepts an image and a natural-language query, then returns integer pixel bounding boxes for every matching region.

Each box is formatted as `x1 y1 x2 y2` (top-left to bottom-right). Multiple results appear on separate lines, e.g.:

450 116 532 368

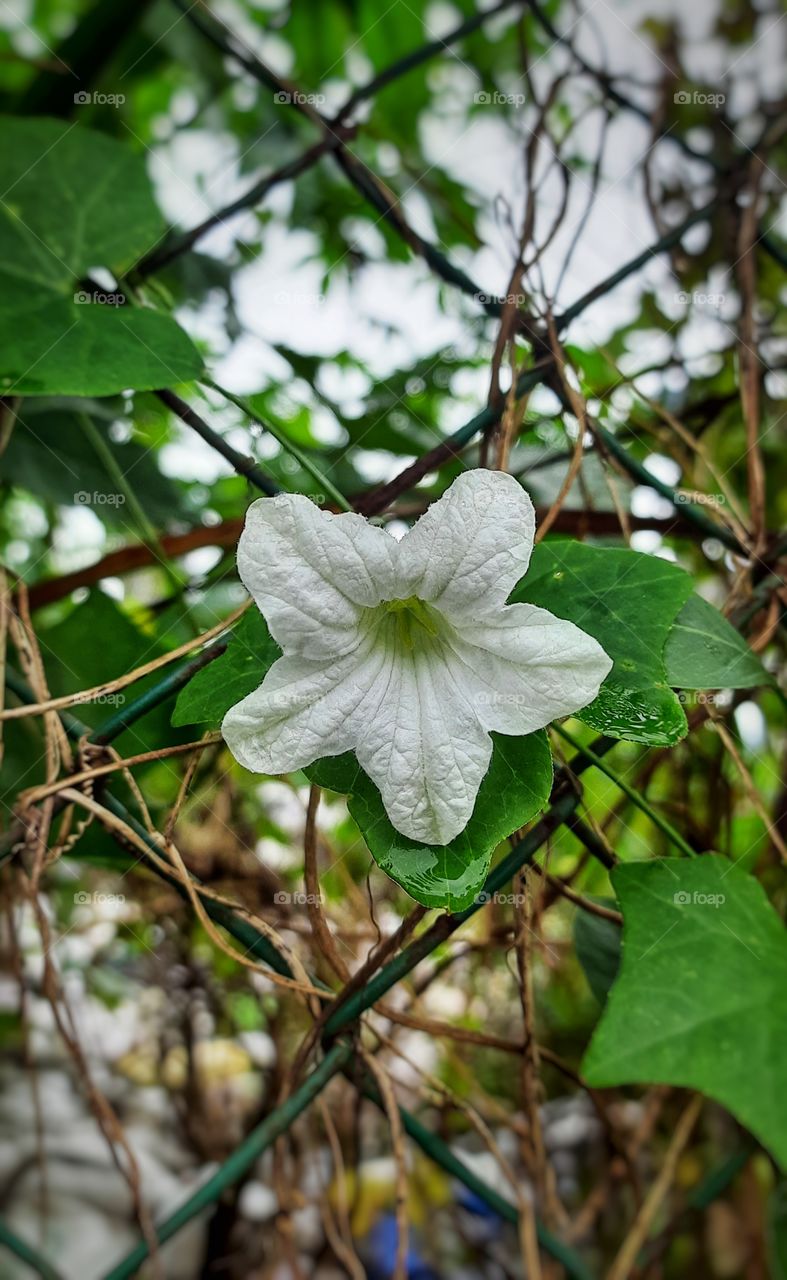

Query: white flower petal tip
222 472 612 845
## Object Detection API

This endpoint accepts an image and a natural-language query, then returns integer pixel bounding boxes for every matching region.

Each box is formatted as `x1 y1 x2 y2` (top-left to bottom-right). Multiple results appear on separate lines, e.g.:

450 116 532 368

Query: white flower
222 471 612 845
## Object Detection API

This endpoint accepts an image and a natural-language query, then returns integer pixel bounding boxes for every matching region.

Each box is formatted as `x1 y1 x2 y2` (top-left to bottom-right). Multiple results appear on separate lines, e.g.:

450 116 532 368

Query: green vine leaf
665 593 771 690
573 898 621 1004
0 117 202 395
172 609 279 727
307 731 553 912
513 541 694 746
583 856 787 1169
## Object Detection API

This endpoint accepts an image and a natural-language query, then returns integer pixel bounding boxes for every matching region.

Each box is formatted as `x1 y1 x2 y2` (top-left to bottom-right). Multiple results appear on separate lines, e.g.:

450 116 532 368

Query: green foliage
3 401 191 526
0 2 784 1270
172 608 279 727
169 536 776 910
665 594 771 689
514 542 694 745
573 900 621 1004
0 117 202 395
307 731 553 911
769 1181 787 1280
583 857 787 1169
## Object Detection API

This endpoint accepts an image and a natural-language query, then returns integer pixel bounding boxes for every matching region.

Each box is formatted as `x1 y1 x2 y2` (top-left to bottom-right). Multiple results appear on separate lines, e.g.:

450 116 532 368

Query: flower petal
351 638 493 845
222 636 389 775
223 607 494 844
444 602 613 734
237 495 398 658
395 470 535 622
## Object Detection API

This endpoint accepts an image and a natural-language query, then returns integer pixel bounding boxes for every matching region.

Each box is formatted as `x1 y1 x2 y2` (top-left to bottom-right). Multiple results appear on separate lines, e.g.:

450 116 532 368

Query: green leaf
40 590 183 758
2 401 191 525
768 1180 787 1280
582 856 787 1169
307 732 553 912
172 608 279 727
579 681 688 746
574 899 621 1004
0 117 202 395
665 594 771 690
513 541 693 746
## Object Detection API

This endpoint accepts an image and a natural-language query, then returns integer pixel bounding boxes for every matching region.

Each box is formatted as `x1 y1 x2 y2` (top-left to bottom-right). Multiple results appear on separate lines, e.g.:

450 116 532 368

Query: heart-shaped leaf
514 542 693 746
0 117 202 396
583 856 787 1169
172 609 279 727
307 732 553 912
665 594 771 690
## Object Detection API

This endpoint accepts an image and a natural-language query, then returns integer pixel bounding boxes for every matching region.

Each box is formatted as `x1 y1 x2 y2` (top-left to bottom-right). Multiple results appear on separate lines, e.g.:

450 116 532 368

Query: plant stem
77 412 191 606
554 725 697 858
202 376 354 513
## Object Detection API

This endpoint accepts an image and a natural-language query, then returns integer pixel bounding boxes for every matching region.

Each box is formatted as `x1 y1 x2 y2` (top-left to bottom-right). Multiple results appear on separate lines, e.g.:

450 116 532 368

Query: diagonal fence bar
0 1221 65 1280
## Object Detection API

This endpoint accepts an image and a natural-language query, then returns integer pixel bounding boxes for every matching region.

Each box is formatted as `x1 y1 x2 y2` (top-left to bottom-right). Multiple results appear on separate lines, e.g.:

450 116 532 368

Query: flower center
365 595 444 650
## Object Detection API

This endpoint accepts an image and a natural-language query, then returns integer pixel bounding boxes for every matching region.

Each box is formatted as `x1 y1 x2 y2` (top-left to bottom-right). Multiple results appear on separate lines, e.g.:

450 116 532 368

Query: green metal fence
4 661 612 1280
1 657 751 1277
